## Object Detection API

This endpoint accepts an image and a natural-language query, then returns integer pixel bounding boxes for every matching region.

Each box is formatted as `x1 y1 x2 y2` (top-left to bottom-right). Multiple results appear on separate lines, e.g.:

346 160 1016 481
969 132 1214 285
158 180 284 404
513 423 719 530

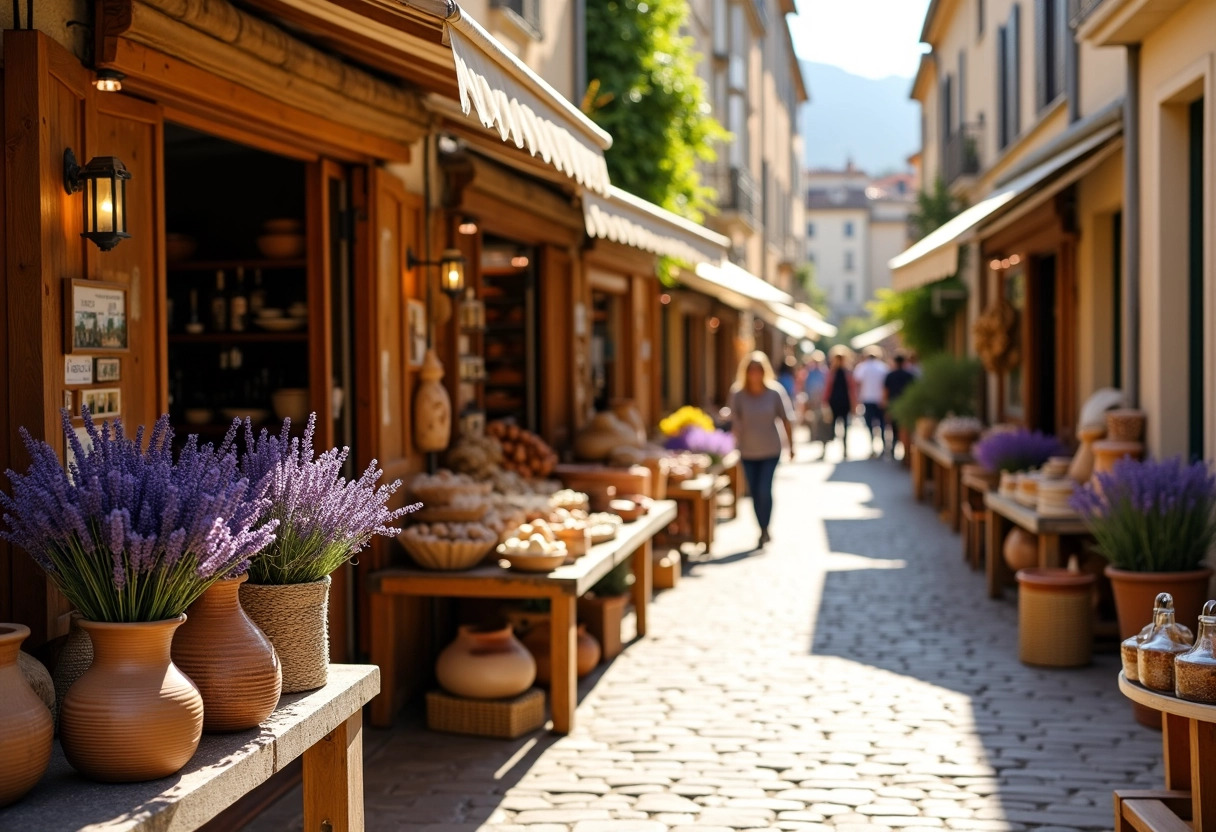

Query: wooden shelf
169 331 309 344
167 258 308 271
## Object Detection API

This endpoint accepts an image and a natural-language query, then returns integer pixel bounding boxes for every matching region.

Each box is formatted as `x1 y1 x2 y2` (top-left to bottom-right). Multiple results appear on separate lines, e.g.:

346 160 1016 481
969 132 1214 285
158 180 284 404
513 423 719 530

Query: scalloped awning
582 187 730 265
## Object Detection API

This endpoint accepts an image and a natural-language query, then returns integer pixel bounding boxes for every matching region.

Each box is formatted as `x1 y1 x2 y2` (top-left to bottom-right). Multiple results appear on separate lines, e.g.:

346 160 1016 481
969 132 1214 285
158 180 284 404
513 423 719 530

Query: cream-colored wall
9 1 88 61
869 217 911 297
1135 0 1216 458
1079 40 1126 119
1074 151 1123 405
459 0 577 100
806 207 870 316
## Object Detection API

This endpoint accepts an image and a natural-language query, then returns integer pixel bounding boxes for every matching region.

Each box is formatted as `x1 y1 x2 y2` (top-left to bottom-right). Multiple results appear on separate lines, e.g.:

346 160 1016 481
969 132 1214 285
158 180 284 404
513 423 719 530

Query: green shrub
887 355 983 425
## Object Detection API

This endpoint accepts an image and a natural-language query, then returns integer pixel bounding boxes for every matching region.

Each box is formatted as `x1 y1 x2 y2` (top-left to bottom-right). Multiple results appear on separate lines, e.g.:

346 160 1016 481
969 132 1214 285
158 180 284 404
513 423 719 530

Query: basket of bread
399 522 498 571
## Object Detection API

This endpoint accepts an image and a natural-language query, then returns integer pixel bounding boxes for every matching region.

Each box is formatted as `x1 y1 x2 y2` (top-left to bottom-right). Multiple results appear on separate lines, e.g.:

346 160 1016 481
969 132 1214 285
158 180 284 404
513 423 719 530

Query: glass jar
1137 593 1194 692
1176 600 1216 703
1121 625 1152 682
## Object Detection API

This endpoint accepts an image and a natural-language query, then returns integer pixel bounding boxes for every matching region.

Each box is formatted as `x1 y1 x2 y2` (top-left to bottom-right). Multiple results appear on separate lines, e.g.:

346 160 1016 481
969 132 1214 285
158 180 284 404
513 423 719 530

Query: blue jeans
740 456 780 534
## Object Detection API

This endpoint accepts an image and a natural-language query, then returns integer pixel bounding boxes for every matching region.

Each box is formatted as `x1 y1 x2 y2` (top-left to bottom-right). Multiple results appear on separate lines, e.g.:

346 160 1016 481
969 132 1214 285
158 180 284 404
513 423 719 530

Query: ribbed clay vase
59 616 203 782
436 625 536 700
173 574 282 732
0 624 53 807
240 576 331 693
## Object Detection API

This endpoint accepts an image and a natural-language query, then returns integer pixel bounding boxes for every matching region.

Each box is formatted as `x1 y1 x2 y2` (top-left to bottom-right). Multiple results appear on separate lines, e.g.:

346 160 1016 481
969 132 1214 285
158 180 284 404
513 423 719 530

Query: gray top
731 384 794 460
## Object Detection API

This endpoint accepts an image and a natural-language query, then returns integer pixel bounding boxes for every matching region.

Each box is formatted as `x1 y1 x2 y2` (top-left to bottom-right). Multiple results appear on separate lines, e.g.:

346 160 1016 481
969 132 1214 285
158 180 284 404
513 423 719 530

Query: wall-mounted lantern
94 69 125 92
63 149 131 252
408 247 467 299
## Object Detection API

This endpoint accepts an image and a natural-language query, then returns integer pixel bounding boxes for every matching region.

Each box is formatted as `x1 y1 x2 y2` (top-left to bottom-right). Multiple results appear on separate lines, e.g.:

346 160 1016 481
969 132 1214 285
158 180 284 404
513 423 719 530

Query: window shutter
958 51 967 129
1035 0 1048 109
997 24 1008 147
1008 5 1021 138
1054 0 1069 103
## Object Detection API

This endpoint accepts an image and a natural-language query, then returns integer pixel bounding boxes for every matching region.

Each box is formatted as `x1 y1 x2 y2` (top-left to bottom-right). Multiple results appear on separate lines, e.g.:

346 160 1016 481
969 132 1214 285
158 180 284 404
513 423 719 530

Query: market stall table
0 664 379 832
714 450 743 520
1116 672 1216 831
368 501 676 734
915 436 971 532
960 468 995 570
983 492 1089 598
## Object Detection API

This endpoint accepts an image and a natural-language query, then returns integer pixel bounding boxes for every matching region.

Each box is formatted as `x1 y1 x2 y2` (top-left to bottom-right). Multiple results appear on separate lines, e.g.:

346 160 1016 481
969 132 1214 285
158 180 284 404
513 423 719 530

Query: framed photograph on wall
65 280 129 353
94 357 122 382
81 387 122 419
407 299 427 368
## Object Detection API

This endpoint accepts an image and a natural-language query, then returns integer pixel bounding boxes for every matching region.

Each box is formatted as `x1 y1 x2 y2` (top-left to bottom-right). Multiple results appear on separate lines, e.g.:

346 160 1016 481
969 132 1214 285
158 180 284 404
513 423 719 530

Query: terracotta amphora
0 624 53 806
436 625 536 700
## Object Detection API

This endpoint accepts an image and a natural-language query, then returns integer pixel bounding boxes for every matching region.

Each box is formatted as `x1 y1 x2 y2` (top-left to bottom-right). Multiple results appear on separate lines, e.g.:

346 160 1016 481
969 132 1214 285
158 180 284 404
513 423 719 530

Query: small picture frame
81 387 121 418
94 357 122 382
65 279 129 353
407 299 427 368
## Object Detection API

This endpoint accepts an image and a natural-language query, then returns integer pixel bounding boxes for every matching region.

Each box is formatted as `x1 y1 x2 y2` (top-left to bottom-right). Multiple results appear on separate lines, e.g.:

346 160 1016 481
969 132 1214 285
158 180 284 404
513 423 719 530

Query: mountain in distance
798 61 921 176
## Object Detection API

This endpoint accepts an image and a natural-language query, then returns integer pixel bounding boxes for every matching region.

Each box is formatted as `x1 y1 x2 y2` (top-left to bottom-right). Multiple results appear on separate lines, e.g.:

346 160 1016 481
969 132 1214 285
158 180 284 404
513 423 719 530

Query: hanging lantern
63 149 131 252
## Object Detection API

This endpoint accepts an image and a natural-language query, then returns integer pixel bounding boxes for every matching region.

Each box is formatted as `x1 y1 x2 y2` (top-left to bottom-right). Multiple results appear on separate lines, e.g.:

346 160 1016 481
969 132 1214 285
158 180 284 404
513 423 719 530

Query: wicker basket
426 688 546 738
411 482 492 506
413 503 490 523
1106 409 1147 442
1017 568 1095 667
401 536 495 571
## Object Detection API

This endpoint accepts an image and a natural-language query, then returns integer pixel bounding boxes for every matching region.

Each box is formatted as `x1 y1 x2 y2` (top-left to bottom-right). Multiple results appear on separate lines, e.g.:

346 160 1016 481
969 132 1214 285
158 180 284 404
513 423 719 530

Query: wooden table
983 492 1089 598
369 501 676 734
1116 672 1216 832
715 450 743 520
0 664 379 832
915 437 971 532
669 474 731 552
960 469 994 570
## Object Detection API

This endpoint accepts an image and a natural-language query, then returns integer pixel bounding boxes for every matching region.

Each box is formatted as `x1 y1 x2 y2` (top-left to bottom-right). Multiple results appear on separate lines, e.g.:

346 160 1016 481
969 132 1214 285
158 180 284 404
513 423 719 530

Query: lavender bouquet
0 411 275 622
973 428 1067 473
665 426 736 465
235 414 413 585
1071 457 1216 572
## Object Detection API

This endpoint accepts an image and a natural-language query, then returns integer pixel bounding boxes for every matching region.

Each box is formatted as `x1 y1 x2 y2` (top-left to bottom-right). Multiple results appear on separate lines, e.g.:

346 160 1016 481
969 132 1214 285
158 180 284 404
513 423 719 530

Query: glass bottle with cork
1137 593 1194 692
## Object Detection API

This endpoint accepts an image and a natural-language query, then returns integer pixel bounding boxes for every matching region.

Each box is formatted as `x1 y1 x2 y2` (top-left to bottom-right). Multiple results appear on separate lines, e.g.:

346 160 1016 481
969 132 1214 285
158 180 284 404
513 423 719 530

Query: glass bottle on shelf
230 267 248 332
210 270 228 332
1137 593 1194 692
187 288 202 333
1176 600 1216 703
249 268 266 317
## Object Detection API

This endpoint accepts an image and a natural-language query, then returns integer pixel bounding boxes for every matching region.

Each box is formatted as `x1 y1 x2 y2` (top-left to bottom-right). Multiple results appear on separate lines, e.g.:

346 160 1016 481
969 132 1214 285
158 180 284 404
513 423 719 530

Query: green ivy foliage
585 0 729 221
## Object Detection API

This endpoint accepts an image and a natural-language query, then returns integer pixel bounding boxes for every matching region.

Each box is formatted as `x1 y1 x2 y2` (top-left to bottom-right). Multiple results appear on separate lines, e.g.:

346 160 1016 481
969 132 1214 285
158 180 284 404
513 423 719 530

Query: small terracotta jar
59 616 203 782
522 622 601 683
1137 593 1194 692
1003 527 1039 572
1092 440 1144 477
436 625 536 700
173 574 282 732
0 624 53 807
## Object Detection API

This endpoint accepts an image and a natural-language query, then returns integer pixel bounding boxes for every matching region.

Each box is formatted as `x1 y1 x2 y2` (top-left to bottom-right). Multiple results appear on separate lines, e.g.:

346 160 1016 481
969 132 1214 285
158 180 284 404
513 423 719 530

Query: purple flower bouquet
236 414 414 585
664 427 736 465
972 428 1067 473
1071 457 1216 572
0 411 276 622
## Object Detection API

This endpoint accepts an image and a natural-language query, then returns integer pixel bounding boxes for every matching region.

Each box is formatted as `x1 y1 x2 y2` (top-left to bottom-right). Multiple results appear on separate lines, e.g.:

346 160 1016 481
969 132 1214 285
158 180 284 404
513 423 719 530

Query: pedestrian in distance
882 352 917 460
802 351 829 457
729 351 795 549
853 346 890 459
822 346 857 459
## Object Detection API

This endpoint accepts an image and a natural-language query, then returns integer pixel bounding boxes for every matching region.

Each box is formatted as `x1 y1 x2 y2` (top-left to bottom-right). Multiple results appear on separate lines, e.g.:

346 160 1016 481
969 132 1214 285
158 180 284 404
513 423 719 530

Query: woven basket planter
241 576 331 693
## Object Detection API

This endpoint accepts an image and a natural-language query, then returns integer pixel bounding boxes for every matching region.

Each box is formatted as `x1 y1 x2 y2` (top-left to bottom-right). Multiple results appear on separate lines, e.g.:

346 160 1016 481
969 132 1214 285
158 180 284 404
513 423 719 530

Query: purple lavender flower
0 408 276 622
1071 456 1216 572
665 427 736 462
972 429 1068 473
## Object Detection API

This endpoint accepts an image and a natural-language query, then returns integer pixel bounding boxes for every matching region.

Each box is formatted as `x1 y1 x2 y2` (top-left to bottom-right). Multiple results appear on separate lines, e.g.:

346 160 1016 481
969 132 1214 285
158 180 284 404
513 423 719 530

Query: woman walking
822 347 857 459
730 352 795 548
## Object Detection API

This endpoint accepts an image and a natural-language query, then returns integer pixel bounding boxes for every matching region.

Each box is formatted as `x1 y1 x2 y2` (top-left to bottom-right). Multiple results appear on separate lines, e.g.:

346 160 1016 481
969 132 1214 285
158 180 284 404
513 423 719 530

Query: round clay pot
914 418 939 441
1069 425 1106 484
1003 527 1039 572
1105 566 1214 641
52 612 92 726
59 616 203 782
437 625 536 699
414 349 452 453
241 577 331 694
577 626 602 675
0 624 53 807
173 574 282 733
522 622 601 683
1092 440 1144 476
940 429 980 456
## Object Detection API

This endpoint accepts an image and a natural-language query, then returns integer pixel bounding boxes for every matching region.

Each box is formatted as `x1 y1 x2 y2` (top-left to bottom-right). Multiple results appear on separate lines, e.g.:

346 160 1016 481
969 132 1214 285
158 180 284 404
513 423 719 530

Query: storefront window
1003 267 1025 419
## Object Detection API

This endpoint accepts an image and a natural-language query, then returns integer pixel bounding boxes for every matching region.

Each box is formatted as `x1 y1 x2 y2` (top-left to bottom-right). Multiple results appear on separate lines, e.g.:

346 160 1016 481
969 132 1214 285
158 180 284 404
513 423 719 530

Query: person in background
882 353 917 460
853 346 890 459
730 351 795 548
822 347 857 459
906 350 923 378
802 351 828 456
777 356 798 401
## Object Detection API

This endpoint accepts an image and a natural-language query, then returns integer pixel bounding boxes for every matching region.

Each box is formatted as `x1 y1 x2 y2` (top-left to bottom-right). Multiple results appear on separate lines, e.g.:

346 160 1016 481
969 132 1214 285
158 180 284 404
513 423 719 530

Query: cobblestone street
257 433 1164 832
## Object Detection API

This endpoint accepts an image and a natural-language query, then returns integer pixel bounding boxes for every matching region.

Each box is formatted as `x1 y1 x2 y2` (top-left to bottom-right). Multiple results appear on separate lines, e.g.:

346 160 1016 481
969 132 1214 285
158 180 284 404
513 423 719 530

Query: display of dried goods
1121 626 1150 681
399 522 498 571
445 434 505 480
973 298 1020 373
486 421 558 478
550 489 591 513
1137 593 1194 692
497 521 569 571
409 470 493 505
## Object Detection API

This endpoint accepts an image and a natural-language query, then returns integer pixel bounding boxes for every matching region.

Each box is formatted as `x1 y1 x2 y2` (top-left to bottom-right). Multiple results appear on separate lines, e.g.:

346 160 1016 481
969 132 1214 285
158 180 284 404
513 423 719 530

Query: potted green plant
887 354 982 441
1072 457 1216 641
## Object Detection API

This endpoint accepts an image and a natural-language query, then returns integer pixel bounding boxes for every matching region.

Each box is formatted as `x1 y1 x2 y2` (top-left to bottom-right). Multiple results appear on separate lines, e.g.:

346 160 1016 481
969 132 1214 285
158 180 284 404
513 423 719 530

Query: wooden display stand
1116 673 1216 831
915 436 971 532
426 688 546 739
960 468 994 570
983 492 1089 599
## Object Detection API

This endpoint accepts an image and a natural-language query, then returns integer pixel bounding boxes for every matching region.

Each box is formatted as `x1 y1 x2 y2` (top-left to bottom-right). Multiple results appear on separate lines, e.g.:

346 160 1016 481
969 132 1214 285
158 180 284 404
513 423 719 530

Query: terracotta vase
59 616 203 782
1069 426 1106 484
522 622 601 684
1003 527 1039 572
52 612 92 726
172 574 282 732
0 624 53 807
414 349 452 453
1106 566 1214 642
578 594 629 660
241 576 331 694
436 625 536 700
1092 440 1144 476
914 418 939 441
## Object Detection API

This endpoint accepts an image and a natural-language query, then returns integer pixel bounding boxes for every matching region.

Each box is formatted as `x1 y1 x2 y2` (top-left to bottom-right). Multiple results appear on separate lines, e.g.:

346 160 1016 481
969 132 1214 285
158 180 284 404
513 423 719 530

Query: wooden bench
1116 673 1216 831
983 492 1089 599
915 436 971 533
368 501 677 734
0 664 379 832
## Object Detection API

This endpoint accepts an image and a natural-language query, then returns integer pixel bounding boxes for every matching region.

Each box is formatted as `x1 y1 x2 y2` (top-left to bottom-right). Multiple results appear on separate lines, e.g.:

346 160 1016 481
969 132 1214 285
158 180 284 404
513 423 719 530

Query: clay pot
0 624 53 807
59 616 203 782
962 464 999 493
414 349 452 452
52 612 92 725
241 577 331 694
1106 409 1146 442
172 574 282 732
1069 425 1106 484
575 412 639 461
522 622 602 683
940 429 980 456
1003 527 1039 572
914 418 939 441
436 625 536 700
1092 440 1144 476
1106 566 1214 641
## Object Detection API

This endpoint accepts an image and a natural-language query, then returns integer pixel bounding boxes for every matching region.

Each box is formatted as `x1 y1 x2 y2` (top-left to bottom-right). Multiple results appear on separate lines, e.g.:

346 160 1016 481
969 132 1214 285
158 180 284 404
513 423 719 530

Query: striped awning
583 187 730 265
766 301 838 338
685 261 793 311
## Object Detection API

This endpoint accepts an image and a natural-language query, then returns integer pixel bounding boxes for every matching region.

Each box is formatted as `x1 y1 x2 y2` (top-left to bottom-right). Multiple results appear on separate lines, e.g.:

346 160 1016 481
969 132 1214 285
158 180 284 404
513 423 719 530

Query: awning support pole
1122 44 1140 406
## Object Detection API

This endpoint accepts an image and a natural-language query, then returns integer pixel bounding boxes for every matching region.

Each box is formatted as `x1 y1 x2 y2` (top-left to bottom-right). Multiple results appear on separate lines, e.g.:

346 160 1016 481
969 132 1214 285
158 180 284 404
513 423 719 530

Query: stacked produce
487 421 558 478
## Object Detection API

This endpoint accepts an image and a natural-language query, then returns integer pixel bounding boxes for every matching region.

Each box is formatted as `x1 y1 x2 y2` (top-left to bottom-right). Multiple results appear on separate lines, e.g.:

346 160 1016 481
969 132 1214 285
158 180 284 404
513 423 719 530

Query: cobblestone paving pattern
249 431 1163 832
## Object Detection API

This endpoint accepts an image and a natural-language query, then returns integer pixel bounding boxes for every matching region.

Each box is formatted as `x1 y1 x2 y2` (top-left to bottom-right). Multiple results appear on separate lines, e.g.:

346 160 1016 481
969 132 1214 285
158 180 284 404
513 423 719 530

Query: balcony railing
943 123 982 188
1069 0 1106 26
708 165 760 228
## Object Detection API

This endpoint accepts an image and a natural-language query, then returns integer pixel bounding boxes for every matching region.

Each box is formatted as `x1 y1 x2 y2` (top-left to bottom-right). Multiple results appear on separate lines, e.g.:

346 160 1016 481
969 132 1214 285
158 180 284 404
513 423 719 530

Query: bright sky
789 0 932 80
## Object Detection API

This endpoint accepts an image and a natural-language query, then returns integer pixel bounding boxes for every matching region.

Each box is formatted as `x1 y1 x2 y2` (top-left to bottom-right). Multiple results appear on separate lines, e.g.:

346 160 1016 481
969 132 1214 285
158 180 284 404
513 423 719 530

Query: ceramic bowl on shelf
256 307 285 320
165 233 197 262
256 233 305 259
498 550 569 573
262 218 303 234
271 388 310 424
255 317 307 332
184 322 205 335
183 408 213 426
287 302 308 318
220 407 271 424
